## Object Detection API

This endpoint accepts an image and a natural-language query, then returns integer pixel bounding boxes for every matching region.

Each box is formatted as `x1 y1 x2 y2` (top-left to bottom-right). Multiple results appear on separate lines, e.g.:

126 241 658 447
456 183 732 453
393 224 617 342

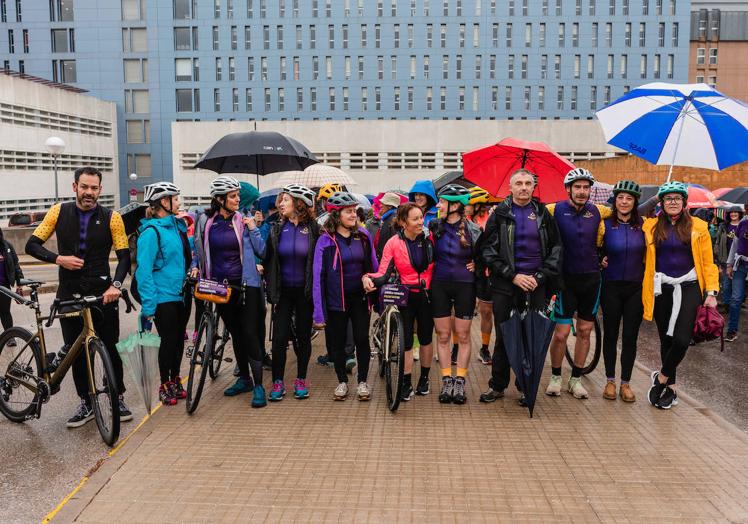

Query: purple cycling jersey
209 215 242 282
512 202 543 275
278 221 310 288
655 222 695 278
433 221 473 283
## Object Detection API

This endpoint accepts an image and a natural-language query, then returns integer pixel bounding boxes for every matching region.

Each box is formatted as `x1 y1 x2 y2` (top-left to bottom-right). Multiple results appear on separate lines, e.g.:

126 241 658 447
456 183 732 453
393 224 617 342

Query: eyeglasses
663 196 683 203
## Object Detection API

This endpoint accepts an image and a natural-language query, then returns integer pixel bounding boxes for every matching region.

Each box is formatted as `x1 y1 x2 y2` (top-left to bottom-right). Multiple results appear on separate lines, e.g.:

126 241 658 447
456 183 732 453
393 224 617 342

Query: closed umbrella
116 330 161 414
194 131 319 188
274 164 357 189
499 297 555 418
596 82 748 182
463 138 575 203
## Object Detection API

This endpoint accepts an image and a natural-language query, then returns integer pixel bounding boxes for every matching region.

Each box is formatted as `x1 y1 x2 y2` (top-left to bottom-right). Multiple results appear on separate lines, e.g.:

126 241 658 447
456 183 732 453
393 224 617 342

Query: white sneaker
567 377 589 399
334 382 348 400
357 382 371 401
545 374 562 396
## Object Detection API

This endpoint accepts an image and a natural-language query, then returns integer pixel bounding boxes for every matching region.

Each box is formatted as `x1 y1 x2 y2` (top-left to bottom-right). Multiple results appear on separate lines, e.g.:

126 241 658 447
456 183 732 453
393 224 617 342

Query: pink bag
692 305 725 351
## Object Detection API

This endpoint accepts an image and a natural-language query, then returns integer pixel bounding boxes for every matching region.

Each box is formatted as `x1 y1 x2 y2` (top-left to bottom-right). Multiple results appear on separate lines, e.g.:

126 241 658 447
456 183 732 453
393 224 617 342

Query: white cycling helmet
282 183 316 207
210 175 241 197
143 182 180 203
563 168 596 187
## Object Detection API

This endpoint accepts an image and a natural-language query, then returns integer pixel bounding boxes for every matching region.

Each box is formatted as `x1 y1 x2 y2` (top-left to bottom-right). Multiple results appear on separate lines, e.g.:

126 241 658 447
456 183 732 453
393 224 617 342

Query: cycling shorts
554 272 601 324
430 280 476 320
476 276 492 303
400 290 434 349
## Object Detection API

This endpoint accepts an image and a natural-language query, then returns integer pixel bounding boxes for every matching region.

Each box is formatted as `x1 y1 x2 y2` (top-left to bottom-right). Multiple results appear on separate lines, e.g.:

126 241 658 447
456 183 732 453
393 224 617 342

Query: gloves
139 314 153 332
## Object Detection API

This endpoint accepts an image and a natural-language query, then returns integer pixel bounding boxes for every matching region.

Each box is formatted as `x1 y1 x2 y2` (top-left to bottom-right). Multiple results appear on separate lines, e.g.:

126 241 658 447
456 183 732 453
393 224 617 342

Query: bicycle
0 279 134 446
368 289 406 412
185 282 236 414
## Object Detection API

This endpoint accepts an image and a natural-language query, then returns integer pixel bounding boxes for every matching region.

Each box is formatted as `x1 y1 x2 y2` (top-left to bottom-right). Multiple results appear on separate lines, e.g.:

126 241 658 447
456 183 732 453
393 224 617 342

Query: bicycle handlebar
45 289 135 328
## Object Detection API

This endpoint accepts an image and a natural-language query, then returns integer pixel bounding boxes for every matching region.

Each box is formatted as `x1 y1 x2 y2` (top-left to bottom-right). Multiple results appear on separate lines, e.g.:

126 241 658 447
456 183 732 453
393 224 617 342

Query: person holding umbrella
725 211 748 342
264 184 319 400
429 184 482 404
544 168 612 400
715 206 743 314
312 192 378 401
478 169 562 405
191 175 268 408
599 181 646 402
135 182 191 406
643 181 719 409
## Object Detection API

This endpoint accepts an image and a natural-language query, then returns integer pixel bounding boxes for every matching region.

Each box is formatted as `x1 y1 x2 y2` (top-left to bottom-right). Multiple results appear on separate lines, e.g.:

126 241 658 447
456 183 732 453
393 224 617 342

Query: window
667 54 673 79
227 0 233 18
576 0 582 14
458 86 464 111
394 24 400 48
639 23 645 47
214 26 220 50
522 0 528 15
375 24 381 47
672 23 678 46
122 0 145 20
127 154 152 179
247 0 252 17
361 23 367 47
375 86 381 110
609 0 615 14
409 23 415 48
590 86 597 110
655 0 661 14
695 75 704 84
624 23 631 47
458 24 465 48
293 56 300 79
126 120 150 144
440 86 447 110
261 56 267 80
342 24 348 48
554 54 561 79
653 54 660 78
557 86 564 110
124 28 148 53
342 87 348 111
377 55 383 79
310 25 316 48
440 24 447 48
312 56 319 79
540 54 547 79
605 23 612 47
669 0 675 15
175 58 193 80
326 56 332 79
265 88 271 112
442 55 449 79
213 88 221 111
328 24 334 48
52 59 76 82
244 26 251 49
538 86 545 110
51 28 75 53
344 56 351 79
523 86 531 110
410 55 416 79
277 25 284 49
708 75 716 88
525 23 532 47
310 87 317 111
607 54 614 78
620 54 627 78
424 55 430 79
591 23 598 47
505 86 512 111
125 89 149 113
475 55 481 79
426 24 433 47
572 23 578 47
539 23 545 47
508 55 514 79
229 56 235 80
640 54 647 78
215 57 222 80
589 0 595 15
391 0 397 15
658 23 665 47
361 87 367 111
571 86 577 110
521 54 528 79
622 0 629 14
709 48 717 65
456 54 462 79
231 26 237 49
506 23 513 47
50 0 74 21
642 0 648 15
574 54 580 78
174 0 195 18
587 54 594 78
426 86 432 110
247 57 254 79
443 0 448 15
214 0 220 18
358 55 364 79
555 0 562 15
491 86 498 110
262 25 269 49
277 88 284 111
124 58 147 82
394 87 400 110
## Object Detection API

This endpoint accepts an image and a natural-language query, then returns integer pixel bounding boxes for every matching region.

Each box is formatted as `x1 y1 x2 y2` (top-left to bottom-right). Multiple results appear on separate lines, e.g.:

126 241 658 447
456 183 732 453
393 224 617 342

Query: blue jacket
135 215 188 317
312 227 378 324
191 211 266 288
408 179 438 225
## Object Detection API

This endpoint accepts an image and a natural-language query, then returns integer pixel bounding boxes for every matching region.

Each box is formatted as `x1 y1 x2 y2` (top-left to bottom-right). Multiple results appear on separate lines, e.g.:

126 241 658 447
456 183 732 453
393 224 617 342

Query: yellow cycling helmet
318 183 344 200
468 186 491 205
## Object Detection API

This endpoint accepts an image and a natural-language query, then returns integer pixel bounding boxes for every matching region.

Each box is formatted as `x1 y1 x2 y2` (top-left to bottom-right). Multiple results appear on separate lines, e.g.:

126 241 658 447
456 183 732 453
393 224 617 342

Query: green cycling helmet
657 181 689 201
612 180 641 198
437 184 471 206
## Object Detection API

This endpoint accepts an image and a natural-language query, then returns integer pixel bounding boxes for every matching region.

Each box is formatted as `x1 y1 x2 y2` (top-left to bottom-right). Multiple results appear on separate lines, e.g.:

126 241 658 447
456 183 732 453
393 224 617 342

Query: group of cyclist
9 162 742 428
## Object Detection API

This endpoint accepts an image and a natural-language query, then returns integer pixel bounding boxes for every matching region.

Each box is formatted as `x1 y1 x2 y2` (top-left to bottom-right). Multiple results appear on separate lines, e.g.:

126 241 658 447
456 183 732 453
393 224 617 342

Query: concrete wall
172 119 620 200
0 74 119 223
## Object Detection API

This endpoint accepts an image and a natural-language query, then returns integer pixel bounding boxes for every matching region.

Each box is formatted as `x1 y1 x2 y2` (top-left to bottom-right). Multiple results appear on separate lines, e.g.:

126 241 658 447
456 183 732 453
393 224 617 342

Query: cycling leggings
399 291 434 350
154 299 189 384
271 286 313 382
217 285 263 384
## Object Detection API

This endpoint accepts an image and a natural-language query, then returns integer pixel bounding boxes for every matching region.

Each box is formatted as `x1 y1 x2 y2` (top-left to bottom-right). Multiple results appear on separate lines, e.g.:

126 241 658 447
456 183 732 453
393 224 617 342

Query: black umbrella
432 170 472 191
719 187 748 204
194 131 319 187
117 202 148 236
499 297 555 418
639 185 660 202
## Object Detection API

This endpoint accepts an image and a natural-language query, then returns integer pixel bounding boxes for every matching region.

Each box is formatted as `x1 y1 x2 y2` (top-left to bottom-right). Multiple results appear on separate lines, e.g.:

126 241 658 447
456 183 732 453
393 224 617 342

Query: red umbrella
463 138 575 203
686 185 720 209
712 187 733 198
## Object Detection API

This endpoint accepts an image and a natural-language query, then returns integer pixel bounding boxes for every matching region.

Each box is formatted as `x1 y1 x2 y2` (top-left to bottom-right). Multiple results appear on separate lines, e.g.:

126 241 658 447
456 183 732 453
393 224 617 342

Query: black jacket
479 196 562 295
264 218 320 304
0 237 23 287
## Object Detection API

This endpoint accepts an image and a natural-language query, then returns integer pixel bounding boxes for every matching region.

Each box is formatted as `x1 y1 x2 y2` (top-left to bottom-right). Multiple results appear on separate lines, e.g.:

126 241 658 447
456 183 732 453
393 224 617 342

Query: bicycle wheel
564 315 602 375
87 338 120 447
209 319 229 380
368 315 385 378
186 311 213 414
384 310 405 412
0 327 43 423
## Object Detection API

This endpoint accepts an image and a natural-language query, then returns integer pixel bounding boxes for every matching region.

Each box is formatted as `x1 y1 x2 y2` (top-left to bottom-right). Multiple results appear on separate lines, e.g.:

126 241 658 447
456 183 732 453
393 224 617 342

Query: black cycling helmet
612 180 642 198
325 191 359 212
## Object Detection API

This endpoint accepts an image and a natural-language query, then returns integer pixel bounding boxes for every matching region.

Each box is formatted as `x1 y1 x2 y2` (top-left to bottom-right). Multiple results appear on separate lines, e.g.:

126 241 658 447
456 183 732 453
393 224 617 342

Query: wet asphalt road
0 268 746 523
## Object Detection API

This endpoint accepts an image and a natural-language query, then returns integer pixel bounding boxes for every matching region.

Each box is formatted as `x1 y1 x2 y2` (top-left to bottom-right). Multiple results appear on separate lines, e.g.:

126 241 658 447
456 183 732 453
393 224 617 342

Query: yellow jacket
642 217 720 320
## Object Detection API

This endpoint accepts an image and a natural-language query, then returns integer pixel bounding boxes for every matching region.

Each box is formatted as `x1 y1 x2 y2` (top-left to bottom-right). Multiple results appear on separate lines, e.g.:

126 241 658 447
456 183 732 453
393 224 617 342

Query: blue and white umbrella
596 82 748 180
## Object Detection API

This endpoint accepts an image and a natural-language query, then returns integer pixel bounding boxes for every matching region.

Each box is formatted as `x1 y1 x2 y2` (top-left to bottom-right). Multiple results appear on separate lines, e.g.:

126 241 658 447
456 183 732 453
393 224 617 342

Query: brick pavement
55 324 748 523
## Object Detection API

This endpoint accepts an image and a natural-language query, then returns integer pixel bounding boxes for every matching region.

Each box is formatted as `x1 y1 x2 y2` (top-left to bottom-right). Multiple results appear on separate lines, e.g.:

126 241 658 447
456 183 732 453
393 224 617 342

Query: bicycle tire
87 337 120 447
564 315 602 375
209 321 229 380
0 327 43 423
384 310 406 412
186 312 213 414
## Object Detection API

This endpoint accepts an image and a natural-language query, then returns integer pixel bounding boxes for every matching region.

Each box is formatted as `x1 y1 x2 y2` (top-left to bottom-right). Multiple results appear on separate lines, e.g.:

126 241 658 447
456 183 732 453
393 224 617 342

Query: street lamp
128 172 138 202
45 136 66 201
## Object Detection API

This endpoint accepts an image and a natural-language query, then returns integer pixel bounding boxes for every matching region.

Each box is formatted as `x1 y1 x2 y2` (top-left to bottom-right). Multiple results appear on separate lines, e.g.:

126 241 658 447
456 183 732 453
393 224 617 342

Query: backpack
129 225 161 305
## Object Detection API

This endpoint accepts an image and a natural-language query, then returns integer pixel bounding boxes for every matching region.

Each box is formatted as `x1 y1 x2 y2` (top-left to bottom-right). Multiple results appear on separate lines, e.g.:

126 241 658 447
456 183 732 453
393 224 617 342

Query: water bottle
48 344 71 373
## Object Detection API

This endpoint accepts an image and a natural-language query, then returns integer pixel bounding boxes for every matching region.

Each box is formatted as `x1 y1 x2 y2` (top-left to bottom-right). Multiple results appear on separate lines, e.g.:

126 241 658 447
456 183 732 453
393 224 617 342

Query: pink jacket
366 232 434 290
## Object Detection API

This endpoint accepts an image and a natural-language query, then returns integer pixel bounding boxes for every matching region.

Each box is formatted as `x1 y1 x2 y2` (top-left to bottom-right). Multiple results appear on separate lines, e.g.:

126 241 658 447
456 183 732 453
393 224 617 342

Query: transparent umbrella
116 331 161 414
